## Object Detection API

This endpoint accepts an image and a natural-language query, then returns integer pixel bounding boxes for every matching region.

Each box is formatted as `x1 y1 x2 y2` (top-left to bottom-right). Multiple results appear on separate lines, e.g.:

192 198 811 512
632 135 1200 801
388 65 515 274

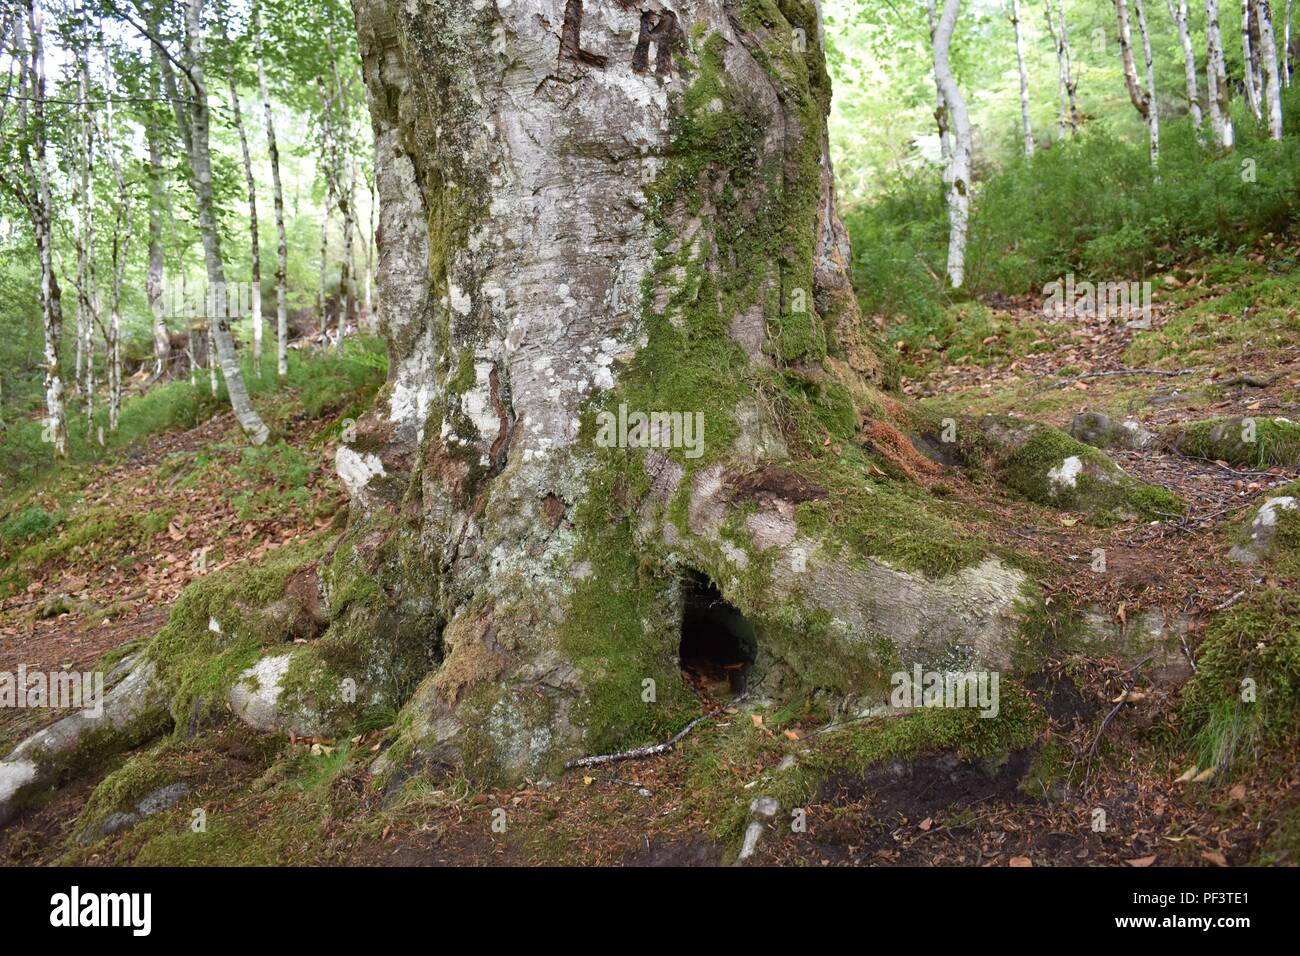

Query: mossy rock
968 416 1184 521
1229 483 1300 568
1164 416 1300 469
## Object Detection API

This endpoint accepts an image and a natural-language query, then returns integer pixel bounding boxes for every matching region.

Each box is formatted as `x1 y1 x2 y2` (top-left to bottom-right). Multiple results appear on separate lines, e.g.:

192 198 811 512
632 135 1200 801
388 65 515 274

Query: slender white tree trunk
1136 0 1159 163
165 0 268 444
925 1 951 165
933 0 972 288
98 26 130 432
228 69 264 377
1244 0 1264 117
1115 0 1159 163
147 53 169 381
1257 0 1285 136
1168 0 1205 132
1206 0 1236 145
14 3 67 456
252 4 289 380
1285 0 1293 86
1010 0 1034 156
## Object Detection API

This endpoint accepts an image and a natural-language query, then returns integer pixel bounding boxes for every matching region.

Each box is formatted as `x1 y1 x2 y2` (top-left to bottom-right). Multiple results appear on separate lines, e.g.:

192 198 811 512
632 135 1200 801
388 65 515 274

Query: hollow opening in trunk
679 572 757 696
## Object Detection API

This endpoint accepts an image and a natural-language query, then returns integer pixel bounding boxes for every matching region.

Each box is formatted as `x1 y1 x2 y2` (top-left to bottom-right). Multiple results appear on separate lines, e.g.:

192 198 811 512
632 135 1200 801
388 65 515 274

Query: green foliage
1 505 60 543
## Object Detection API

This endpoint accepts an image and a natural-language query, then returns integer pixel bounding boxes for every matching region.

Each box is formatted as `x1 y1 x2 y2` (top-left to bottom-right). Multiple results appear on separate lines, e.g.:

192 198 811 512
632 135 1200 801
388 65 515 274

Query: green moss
146 534 334 727
1182 589 1300 772
1165 416 1300 469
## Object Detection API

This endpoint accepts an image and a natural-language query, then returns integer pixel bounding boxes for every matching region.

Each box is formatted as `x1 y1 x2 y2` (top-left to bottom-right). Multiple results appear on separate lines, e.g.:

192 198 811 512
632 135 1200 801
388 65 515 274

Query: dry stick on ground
566 693 752 769
1044 367 1205 390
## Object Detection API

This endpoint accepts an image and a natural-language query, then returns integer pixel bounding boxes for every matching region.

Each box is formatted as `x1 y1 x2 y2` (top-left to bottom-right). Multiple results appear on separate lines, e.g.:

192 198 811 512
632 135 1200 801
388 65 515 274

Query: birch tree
1009 0 1034 156
925 0 951 164
146 45 170 380
1256 0 1285 137
933 0 972 287
1115 0 1159 163
253 1 288 380
1167 0 1204 133
1244 0 1263 118
226 54 264 377
1205 0 1235 145
140 0 269 444
0 2 68 456
1045 0 1079 138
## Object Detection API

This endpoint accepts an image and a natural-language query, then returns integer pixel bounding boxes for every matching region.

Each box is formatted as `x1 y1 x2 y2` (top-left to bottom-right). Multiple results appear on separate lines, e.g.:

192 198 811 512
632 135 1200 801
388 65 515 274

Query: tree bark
1206 0 1236 145
1009 0 1034 156
933 0 972 287
253 2 289 380
1167 0 1204 133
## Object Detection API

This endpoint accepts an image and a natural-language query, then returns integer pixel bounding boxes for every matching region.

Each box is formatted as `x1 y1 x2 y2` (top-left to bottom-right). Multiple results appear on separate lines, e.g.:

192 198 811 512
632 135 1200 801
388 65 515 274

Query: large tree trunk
932 0 972 287
1206 0 1236 146
1009 0 1034 156
326 0 1027 780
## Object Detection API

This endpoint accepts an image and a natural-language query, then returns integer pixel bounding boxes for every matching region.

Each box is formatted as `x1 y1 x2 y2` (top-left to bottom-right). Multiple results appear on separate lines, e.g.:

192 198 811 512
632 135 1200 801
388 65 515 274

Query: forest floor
1 249 1298 867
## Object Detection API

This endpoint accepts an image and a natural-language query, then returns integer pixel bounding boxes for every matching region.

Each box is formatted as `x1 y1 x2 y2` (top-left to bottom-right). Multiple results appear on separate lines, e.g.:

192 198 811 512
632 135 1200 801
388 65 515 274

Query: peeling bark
933 0 972 287
1206 0 1236 146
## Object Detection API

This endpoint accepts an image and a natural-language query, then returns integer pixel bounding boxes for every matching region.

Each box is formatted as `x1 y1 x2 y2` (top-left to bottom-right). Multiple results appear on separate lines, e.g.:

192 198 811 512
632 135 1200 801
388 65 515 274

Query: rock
1068 411 1157 451
1230 496 1299 564
734 795 781 866
85 782 193 843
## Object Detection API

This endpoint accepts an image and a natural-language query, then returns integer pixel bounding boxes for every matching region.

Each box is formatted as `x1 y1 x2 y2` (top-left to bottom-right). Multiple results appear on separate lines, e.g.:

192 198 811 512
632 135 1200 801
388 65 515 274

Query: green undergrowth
0 336 385 494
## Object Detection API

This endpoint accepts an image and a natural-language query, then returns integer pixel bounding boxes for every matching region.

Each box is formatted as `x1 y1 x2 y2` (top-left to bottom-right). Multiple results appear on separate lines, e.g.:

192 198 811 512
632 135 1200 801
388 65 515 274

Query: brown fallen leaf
1126 855 1158 867
1228 783 1247 801
1201 850 1228 867
1009 856 1033 867
919 817 933 831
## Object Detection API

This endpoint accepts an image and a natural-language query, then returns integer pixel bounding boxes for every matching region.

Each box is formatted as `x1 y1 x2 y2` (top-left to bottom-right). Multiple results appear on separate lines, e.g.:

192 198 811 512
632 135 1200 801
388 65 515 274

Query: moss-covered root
965 415 1184 521
1164 416 1300 469
0 658 171 829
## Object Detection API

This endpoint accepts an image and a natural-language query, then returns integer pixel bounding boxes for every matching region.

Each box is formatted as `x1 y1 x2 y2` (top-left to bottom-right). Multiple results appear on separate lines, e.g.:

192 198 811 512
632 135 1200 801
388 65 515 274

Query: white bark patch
228 654 293 733
336 447 387 499
1047 455 1084 490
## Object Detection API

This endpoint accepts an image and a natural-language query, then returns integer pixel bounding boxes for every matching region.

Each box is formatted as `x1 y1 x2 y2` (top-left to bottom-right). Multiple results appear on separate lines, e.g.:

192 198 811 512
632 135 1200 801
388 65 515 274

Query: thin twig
565 693 751 769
